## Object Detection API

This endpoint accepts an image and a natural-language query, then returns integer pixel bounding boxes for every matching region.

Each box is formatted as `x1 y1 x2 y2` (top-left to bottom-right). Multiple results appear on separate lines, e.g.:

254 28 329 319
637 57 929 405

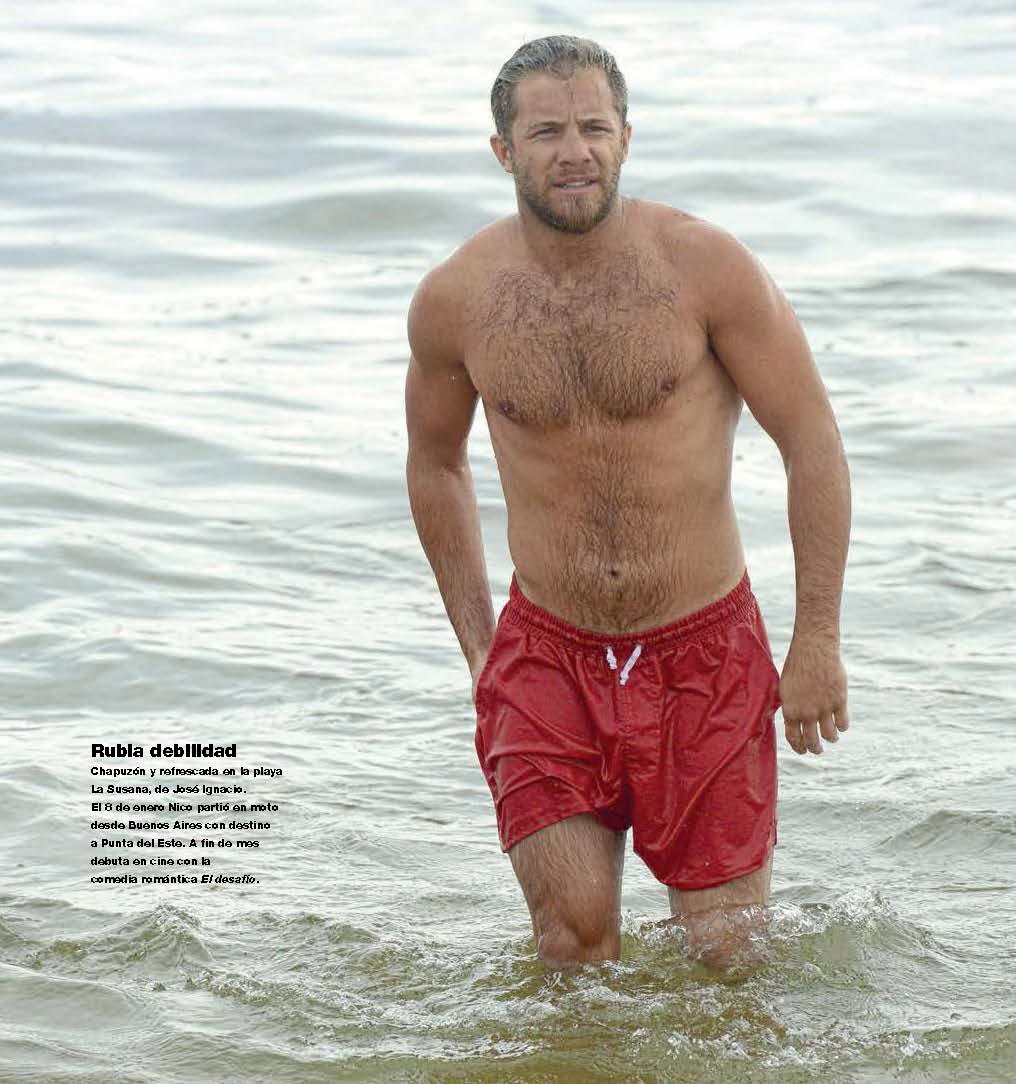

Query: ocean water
1 1 1014 1081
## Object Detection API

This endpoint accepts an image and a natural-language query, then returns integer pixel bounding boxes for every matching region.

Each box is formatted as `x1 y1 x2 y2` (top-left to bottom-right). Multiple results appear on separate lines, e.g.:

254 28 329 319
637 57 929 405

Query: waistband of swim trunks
504 570 757 650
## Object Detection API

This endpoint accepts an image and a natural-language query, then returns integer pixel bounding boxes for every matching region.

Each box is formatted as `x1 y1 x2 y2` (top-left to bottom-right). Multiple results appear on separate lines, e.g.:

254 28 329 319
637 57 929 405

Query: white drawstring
619 644 642 685
604 643 642 686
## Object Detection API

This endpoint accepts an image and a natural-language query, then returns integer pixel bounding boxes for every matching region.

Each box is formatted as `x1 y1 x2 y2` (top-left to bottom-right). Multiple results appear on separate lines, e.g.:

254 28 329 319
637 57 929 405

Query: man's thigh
509 813 626 965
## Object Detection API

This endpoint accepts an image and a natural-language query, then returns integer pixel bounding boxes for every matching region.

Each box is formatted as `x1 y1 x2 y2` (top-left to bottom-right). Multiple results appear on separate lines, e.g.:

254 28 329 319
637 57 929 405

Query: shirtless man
405 36 850 970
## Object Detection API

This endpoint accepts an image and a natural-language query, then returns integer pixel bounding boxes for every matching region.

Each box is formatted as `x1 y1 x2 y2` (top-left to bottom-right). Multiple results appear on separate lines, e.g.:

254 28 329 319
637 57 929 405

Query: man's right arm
405 261 495 690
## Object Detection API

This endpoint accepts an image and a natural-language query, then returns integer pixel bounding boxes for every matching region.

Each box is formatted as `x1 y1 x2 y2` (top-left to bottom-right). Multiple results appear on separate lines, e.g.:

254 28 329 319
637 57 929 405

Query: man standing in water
405 37 850 969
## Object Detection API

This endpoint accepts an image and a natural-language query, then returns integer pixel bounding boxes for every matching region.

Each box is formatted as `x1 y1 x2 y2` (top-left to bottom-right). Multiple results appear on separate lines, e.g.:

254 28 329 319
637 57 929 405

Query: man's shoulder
634 201 769 320
410 218 517 313
633 200 744 264
459 215 519 258
408 219 518 363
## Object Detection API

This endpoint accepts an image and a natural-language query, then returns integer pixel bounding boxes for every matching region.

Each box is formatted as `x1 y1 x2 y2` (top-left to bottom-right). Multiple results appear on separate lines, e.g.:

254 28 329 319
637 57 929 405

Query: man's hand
779 636 849 755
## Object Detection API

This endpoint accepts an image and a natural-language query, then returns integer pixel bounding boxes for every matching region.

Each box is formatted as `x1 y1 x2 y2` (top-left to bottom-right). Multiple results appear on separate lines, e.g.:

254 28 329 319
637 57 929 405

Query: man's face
491 69 631 235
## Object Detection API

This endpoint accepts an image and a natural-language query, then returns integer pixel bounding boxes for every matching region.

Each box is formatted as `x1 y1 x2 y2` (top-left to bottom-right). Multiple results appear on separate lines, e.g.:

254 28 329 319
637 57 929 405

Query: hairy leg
509 813 626 968
666 850 773 970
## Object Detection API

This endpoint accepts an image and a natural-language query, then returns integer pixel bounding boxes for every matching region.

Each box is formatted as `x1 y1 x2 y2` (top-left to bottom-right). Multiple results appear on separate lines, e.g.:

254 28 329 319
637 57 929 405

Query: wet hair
491 35 628 144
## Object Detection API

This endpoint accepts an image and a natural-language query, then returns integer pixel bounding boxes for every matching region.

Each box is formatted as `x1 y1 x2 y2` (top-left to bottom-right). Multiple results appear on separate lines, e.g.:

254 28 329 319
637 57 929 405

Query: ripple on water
10 903 214 980
881 809 1016 856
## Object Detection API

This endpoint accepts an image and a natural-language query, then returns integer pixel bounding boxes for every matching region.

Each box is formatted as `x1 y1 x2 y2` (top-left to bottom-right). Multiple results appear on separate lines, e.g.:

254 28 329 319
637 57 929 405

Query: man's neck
515 196 629 280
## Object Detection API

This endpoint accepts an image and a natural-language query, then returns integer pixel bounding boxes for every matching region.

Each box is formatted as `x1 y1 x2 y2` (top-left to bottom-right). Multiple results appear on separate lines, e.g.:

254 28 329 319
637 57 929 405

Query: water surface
1 2 1014 1081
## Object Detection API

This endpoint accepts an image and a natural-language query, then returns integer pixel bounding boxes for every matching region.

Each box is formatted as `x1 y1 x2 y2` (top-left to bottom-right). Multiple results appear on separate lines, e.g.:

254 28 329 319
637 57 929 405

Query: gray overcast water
1 1 1014 1082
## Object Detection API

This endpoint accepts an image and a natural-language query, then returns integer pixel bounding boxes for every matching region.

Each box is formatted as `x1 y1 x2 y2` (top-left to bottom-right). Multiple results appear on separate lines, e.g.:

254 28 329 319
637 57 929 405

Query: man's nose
557 126 593 164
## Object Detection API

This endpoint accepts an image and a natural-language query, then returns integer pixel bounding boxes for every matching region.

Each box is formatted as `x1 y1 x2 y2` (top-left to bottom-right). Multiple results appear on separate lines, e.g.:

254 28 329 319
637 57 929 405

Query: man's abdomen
507 490 746 634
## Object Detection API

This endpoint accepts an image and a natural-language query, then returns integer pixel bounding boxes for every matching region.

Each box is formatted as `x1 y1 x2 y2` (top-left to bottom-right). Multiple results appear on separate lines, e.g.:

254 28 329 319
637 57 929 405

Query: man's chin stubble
519 183 618 236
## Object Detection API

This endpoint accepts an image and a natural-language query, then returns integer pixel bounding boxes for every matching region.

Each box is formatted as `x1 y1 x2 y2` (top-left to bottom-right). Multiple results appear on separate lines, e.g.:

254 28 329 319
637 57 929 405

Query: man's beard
514 158 623 235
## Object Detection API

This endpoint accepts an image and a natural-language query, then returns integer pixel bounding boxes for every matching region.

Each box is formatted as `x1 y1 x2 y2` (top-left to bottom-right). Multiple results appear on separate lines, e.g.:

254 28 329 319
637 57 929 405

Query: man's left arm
693 223 851 756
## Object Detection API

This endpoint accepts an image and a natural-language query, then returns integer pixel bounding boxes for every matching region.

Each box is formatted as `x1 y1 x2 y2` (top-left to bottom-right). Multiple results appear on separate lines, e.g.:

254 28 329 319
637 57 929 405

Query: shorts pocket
474 607 510 714
768 655 782 715
748 600 782 715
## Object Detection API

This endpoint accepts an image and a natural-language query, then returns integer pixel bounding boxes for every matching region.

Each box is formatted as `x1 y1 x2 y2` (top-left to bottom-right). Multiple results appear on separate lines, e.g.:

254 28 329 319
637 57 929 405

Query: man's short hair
491 35 628 143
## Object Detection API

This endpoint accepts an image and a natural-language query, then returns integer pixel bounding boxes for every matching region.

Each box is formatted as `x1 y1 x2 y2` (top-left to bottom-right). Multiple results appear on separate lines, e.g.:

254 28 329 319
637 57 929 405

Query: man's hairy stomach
503 481 745 634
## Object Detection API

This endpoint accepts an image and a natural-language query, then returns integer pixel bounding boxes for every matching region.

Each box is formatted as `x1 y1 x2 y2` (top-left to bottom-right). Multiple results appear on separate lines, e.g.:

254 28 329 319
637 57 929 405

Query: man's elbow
776 413 848 473
406 443 470 483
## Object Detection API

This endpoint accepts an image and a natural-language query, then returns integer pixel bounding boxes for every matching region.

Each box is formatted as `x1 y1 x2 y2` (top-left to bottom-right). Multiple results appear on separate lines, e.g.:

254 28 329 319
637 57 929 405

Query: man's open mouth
554 179 597 191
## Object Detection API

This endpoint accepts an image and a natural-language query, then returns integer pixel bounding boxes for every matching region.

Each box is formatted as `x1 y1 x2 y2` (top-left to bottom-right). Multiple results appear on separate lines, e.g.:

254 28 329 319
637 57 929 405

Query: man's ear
621 122 632 164
490 133 514 175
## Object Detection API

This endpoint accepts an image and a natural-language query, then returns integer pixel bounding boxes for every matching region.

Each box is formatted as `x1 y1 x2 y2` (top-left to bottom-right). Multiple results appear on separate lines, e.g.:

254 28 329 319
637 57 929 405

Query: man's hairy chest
464 249 707 430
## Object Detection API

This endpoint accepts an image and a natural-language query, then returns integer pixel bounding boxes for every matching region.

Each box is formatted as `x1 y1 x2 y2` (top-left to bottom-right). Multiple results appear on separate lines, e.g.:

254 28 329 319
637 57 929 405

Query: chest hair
470 250 686 428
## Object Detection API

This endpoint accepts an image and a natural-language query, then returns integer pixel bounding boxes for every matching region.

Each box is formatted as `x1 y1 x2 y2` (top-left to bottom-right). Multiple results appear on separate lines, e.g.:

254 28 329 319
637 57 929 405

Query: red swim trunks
474 570 781 891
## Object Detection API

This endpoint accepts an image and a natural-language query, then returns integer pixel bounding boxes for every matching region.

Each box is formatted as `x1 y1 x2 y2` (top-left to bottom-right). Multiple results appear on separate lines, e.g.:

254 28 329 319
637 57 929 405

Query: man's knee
685 906 769 971
535 911 620 967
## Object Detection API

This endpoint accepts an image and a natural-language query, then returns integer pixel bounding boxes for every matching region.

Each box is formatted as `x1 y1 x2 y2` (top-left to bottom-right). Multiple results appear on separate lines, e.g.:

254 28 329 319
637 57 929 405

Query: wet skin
405 67 851 967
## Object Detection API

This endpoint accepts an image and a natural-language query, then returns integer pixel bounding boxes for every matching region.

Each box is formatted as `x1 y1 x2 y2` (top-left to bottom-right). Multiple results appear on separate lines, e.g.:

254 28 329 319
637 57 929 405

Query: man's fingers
785 717 824 755
836 703 850 732
785 711 847 754
819 712 839 742
784 719 806 755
